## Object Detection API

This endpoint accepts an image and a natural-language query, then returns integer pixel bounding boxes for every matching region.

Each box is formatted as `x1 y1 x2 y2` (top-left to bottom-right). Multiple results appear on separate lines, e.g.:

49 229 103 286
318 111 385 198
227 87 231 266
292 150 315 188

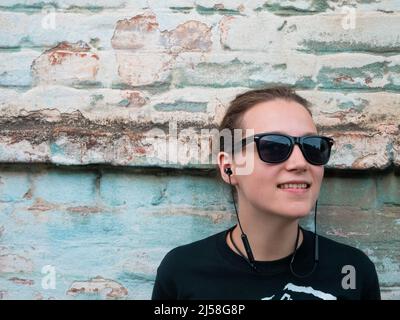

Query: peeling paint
32 41 99 86
0 254 34 273
154 100 207 112
162 20 212 52
9 277 34 286
67 276 128 299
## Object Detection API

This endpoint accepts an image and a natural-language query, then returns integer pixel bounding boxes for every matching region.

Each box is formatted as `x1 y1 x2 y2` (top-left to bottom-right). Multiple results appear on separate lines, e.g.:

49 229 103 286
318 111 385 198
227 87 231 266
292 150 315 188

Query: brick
0 11 132 50
0 253 34 273
114 51 174 86
111 11 213 86
326 132 392 170
376 170 400 207
34 170 97 204
32 41 100 86
219 12 283 51
111 12 161 50
164 176 231 207
100 173 233 211
8 277 34 286
146 0 195 7
220 12 400 53
0 138 50 164
259 0 330 13
0 88 19 105
0 87 150 113
381 287 400 300
195 0 256 12
287 12 400 53
99 174 165 207
315 54 400 90
0 171 31 202
298 90 400 133
162 20 212 52
318 177 377 208
394 135 400 167
173 51 316 88
67 276 128 299
0 0 131 9
0 48 120 96
257 0 400 14
302 204 400 287
0 50 40 87
0 87 398 169
304 204 399 243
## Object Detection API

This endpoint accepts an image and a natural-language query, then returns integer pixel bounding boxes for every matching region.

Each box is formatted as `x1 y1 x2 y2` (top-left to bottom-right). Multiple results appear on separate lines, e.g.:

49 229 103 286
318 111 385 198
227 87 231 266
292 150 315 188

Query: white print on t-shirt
261 283 337 300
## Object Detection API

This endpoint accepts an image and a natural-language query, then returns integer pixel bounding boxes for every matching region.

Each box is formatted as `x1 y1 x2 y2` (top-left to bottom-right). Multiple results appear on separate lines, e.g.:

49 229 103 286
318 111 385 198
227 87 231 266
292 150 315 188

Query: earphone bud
224 167 233 175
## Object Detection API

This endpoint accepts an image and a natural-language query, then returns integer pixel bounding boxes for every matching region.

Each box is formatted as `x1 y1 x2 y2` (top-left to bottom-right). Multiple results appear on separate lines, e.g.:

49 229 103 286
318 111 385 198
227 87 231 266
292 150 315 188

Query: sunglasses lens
258 135 292 163
303 137 331 165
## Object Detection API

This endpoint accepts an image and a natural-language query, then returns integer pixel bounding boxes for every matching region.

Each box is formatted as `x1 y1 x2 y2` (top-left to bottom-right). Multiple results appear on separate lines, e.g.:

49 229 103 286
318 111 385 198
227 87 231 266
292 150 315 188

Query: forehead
240 99 317 136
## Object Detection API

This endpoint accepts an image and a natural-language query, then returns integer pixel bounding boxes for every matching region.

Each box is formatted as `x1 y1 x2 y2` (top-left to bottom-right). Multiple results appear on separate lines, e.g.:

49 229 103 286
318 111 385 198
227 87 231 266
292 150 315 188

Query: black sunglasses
237 133 334 166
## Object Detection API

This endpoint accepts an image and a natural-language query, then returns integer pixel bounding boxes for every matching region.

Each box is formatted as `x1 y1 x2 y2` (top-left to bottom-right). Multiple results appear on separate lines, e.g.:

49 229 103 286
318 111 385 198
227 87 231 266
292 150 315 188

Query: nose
286 144 308 169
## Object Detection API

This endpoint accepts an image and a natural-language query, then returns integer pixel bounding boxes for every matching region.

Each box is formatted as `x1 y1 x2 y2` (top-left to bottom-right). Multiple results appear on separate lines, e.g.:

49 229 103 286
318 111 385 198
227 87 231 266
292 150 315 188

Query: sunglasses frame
238 133 335 166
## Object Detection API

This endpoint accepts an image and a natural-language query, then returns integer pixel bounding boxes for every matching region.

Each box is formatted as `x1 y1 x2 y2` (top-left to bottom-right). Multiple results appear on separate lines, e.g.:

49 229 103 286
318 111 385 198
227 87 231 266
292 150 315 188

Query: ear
217 151 237 185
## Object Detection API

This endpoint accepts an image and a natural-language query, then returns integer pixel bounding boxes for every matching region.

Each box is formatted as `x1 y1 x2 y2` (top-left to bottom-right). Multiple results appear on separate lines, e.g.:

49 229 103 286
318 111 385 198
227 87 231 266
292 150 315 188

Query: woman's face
220 99 324 219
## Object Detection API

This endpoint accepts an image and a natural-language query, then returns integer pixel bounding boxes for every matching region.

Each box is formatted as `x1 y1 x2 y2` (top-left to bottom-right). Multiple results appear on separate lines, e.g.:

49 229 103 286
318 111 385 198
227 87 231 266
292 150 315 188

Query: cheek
312 167 324 186
241 163 279 196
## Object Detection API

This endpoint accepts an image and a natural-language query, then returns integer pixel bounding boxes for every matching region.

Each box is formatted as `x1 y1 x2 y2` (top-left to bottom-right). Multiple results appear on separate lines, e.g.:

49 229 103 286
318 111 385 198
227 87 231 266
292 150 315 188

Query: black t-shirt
152 226 381 300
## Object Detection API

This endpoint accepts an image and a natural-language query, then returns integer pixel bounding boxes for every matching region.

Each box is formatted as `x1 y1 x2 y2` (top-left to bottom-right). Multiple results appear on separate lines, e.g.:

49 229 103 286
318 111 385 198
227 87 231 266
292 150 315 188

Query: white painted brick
0 10 221 50
220 11 400 52
253 0 400 13
327 132 392 170
0 48 120 89
173 51 317 87
146 0 195 9
0 85 398 168
0 88 20 105
381 286 400 300
299 90 400 133
195 0 261 11
285 12 400 52
394 135 400 167
315 53 400 89
0 86 150 114
327 0 400 13
0 50 41 87
111 11 214 86
31 41 100 86
219 12 284 51
0 0 131 7
0 11 139 50
0 138 50 163
1 86 399 132
114 51 174 86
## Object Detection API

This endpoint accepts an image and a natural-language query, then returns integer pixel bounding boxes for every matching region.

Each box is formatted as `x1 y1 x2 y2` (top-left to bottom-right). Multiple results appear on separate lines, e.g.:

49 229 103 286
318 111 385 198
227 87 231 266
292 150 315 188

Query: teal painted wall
0 165 399 299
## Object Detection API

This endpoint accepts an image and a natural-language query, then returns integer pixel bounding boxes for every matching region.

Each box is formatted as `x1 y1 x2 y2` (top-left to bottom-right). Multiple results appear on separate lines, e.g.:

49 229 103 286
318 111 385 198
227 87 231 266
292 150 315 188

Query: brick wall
0 0 399 299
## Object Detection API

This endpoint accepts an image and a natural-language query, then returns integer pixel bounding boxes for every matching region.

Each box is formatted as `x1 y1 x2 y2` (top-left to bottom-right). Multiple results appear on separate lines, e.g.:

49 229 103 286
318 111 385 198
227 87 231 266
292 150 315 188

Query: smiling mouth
277 183 311 189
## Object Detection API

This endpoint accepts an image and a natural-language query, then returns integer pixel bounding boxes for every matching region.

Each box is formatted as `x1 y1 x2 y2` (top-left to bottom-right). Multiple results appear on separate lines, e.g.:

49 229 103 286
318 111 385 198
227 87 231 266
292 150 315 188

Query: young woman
151 87 381 300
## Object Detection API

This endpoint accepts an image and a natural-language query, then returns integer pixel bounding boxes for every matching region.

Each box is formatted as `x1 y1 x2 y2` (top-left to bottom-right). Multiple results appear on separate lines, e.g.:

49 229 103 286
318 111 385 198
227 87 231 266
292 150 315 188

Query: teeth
278 183 308 189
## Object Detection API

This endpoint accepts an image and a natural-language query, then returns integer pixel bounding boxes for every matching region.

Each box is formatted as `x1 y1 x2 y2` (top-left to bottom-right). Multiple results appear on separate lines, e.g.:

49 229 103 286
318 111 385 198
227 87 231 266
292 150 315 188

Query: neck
227 200 303 262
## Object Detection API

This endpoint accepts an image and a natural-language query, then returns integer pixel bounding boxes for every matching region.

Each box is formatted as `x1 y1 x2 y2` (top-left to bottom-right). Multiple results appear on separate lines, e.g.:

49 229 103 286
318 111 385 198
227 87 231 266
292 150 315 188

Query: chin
279 211 309 220
272 204 312 219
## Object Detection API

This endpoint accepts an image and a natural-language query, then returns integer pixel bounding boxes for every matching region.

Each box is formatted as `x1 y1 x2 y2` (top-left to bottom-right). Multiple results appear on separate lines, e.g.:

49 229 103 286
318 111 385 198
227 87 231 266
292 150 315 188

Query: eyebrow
237 130 319 149
267 130 318 136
